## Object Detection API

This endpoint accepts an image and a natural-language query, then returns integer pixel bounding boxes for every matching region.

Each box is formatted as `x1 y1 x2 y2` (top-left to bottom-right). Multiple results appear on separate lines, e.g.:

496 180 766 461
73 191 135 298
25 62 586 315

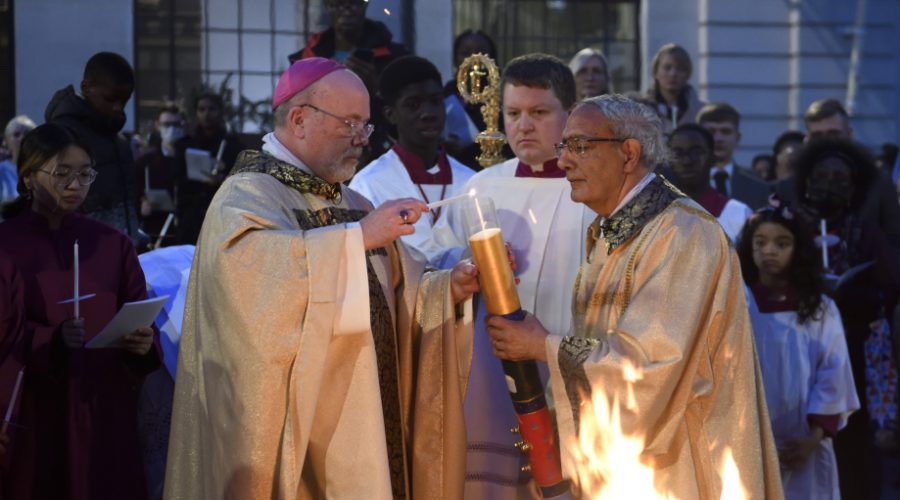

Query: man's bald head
274 69 367 127
275 68 370 183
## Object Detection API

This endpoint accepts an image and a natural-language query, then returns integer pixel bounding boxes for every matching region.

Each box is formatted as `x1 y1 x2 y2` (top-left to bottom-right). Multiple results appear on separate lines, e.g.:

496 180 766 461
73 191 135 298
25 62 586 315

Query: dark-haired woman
0 123 160 500
792 137 899 500
737 202 858 499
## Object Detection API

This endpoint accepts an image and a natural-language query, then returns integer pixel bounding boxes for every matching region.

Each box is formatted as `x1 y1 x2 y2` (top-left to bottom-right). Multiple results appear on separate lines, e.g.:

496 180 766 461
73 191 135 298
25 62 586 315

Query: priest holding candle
165 57 481 499
486 95 783 498
0 123 160 499
350 55 476 263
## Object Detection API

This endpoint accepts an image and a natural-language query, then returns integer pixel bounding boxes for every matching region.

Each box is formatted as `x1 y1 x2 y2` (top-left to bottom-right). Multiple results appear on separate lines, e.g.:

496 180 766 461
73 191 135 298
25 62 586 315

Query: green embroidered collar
230 150 343 203
589 175 685 255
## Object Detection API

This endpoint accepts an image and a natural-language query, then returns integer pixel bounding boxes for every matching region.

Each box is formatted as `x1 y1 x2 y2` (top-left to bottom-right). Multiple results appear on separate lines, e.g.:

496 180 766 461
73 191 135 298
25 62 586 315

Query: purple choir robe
0 256 26 498
0 208 161 500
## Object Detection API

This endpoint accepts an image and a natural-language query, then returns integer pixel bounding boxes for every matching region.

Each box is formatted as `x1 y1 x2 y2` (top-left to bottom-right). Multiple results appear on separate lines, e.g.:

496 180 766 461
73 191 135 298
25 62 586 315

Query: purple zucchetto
271 57 345 110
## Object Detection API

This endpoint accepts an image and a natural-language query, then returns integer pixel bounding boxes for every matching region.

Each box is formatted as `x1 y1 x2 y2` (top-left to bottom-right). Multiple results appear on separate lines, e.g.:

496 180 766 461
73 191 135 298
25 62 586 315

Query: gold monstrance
457 53 506 168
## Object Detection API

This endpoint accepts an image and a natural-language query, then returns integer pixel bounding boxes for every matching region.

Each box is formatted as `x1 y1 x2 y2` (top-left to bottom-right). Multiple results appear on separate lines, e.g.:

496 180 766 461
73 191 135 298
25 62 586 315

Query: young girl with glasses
0 123 160 499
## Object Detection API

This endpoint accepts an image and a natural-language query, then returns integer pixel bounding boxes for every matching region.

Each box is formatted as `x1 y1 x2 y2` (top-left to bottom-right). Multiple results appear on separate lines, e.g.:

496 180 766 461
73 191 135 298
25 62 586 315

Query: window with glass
136 0 325 135
453 0 640 93
198 0 325 133
134 0 202 135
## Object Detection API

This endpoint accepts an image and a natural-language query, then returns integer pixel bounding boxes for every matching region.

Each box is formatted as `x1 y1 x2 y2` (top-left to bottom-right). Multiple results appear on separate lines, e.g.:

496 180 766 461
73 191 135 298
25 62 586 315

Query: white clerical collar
609 172 656 218
710 162 734 180
262 132 312 175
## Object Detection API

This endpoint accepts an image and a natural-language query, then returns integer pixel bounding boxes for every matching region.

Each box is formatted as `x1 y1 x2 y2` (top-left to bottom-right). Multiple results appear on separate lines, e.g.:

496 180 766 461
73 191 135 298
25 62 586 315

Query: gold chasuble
546 176 783 499
164 151 474 499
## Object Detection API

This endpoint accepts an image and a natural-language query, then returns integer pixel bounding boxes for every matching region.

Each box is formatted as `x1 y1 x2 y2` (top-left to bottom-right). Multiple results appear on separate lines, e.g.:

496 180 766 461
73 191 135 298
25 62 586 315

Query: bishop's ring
400 210 410 225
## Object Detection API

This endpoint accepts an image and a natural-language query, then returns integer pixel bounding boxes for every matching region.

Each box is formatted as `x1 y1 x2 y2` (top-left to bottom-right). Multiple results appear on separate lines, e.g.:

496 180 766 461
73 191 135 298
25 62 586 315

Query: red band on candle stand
516 407 564 487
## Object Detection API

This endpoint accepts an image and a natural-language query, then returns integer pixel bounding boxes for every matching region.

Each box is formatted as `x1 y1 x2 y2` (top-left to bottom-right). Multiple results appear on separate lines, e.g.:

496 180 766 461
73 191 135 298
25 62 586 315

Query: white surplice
432 158 595 498
718 198 752 242
350 148 475 263
747 291 860 500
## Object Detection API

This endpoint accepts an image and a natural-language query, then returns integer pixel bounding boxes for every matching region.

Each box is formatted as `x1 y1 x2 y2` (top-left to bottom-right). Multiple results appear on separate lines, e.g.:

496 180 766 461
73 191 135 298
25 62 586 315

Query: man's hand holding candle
486 312 549 362
450 259 480 305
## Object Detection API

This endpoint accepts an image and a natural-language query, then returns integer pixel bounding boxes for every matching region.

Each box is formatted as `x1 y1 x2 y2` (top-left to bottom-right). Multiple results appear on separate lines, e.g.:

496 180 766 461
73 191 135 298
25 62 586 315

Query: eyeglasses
38 167 98 187
299 104 375 140
555 137 624 157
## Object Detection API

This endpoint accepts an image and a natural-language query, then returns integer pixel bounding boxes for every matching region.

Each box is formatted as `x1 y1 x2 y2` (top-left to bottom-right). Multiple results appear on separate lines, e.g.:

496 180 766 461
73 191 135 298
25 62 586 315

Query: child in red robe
0 123 161 500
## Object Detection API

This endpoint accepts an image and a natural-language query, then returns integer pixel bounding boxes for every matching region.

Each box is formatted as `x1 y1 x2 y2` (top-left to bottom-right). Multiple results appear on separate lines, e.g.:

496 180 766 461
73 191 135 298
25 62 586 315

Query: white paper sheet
85 295 170 349
145 188 175 212
185 148 215 183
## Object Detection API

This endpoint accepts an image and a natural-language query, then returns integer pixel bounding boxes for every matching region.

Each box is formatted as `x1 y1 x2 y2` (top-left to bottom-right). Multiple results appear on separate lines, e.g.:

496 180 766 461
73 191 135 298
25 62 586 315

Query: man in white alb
351 55 475 263
433 53 594 499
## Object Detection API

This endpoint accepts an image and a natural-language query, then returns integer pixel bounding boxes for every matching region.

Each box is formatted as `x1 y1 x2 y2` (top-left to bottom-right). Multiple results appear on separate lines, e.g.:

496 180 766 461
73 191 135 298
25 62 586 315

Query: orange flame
718 448 749 499
566 361 748 499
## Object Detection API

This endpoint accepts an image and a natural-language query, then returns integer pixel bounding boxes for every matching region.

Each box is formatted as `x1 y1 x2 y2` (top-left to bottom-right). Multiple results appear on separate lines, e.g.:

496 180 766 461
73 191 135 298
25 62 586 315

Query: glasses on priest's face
298 104 375 140
554 136 625 157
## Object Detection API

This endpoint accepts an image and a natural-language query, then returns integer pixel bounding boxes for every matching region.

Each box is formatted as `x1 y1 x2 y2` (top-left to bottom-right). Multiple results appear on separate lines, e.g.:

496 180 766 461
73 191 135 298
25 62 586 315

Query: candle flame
383 7 391 15
468 188 477 197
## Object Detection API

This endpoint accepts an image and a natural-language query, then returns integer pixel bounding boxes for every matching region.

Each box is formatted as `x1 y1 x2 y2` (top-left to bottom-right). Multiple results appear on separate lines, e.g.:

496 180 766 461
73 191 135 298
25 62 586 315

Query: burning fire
566 362 748 499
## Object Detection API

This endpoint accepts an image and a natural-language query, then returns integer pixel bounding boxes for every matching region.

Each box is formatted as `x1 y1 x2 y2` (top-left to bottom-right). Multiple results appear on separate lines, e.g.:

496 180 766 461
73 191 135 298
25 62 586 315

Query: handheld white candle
215 139 226 162
474 196 487 232
155 213 176 249
73 240 80 318
2 368 24 434
425 188 476 211
820 219 829 270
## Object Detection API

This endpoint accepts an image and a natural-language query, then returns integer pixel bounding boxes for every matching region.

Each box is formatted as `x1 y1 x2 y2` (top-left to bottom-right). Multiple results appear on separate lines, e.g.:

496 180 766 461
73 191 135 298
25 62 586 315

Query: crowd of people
0 1 898 498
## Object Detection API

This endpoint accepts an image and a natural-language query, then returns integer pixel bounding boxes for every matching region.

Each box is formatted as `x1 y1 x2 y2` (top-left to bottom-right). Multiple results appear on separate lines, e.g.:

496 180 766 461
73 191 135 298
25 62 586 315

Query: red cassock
0 208 161 500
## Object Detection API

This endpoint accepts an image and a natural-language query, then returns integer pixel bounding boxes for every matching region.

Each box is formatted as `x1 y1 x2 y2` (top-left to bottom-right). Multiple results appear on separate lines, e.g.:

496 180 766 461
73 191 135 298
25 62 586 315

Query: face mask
160 126 186 145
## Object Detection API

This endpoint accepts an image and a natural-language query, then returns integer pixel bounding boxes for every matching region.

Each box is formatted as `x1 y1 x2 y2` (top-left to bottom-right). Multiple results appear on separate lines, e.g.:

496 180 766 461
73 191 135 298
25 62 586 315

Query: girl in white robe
737 203 860 500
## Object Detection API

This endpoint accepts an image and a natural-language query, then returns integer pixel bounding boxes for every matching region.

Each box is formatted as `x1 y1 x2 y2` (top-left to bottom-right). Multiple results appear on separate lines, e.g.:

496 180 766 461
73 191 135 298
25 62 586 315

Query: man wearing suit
774 98 900 250
697 103 771 209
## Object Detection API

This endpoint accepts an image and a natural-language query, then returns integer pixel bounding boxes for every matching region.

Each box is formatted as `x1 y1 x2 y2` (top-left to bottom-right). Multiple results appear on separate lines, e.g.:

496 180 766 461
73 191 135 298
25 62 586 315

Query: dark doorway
0 0 15 127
